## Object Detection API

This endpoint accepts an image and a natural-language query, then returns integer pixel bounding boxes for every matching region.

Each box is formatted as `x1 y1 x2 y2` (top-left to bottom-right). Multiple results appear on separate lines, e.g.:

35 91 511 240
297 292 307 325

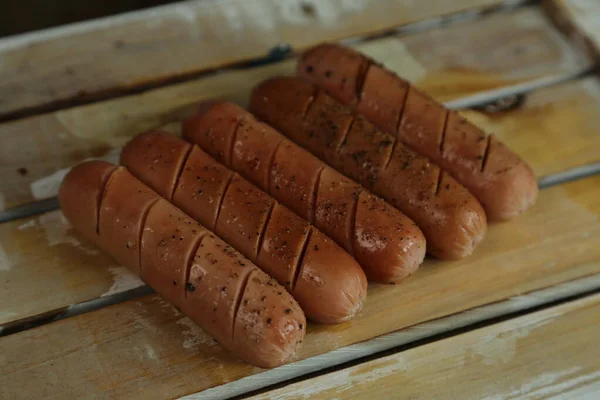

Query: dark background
0 0 183 38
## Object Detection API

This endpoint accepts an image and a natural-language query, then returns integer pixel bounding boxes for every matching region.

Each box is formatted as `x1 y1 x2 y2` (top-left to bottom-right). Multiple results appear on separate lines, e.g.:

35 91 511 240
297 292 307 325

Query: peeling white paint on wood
469 309 561 366
29 148 121 201
101 266 144 298
36 210 96 254
17 219 37 230
30 168 71 201
176 316 218 351
0 244 11 271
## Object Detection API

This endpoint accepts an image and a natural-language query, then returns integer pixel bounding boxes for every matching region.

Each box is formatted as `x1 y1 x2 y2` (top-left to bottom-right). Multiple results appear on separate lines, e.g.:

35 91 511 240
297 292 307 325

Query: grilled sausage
250 77 487 260
59 160 305 368
182 102 425 283
297 43 538 221
121 132 367 323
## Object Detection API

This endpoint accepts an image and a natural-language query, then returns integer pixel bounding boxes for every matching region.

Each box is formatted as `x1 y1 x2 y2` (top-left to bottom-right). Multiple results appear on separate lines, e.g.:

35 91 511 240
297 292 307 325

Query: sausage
297 43 538 221
183 102 425 283
121 132 367 323
250 77 487 260
59 160 305 368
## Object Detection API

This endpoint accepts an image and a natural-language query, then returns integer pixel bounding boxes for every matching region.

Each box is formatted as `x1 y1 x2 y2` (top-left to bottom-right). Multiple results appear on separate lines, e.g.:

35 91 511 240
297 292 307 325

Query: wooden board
246 293 600 400
0 6 590 212
545 0 600 63
3 73 600 329
0 0 528 119
2 174 600 399
399 5 590 103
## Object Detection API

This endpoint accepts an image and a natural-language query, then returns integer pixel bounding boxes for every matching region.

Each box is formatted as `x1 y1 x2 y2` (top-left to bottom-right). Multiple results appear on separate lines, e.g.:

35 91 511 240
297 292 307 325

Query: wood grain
545 0 600 64
0 0 527 119
2 174 600 399
246 293 600 400
402 5 590 102
0 6 589 212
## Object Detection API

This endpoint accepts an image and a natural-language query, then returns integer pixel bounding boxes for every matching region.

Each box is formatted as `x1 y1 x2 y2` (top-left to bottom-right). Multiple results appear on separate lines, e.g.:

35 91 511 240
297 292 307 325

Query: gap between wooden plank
1 163 598 337
0 286 153 337
445 67 591 109
539 161 600 188
183 275 600 400
0 0 532 123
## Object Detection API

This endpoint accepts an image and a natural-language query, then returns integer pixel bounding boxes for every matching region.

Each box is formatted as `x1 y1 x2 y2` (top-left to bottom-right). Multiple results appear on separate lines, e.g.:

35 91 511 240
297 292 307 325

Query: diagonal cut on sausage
182 102 426 283
250 77 487 260
59 160 305 368
297 43 538 221
121 132 367 323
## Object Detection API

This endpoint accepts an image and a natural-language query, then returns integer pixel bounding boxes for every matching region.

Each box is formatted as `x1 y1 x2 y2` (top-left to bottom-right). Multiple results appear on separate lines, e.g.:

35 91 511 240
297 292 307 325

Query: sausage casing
183 102 426 282
122 132 368 323
59 160 305 368
297 43 538 221
250 77 487 260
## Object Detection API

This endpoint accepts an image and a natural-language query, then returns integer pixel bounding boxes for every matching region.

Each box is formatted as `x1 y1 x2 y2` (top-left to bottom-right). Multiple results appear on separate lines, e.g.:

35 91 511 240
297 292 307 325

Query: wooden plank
0 0 526 119
0 6 590 212
2 175 600 399
545 0 600 64
399 4 590 103
245 292 600 400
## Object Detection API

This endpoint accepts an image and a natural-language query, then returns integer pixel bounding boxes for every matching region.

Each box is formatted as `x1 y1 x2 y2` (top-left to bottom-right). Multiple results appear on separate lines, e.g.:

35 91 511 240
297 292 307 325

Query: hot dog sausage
250 77 487 260
121 132 367 323
59 160 305 368
297 43 538 221
182 102 425 283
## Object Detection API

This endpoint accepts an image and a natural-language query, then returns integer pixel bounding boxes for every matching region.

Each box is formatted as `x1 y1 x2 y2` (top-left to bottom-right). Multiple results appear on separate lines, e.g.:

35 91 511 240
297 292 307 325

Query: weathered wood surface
183 274 600 400
2 174 600 399
0 0 528 119
545 0 600 63
3 72 600 329
246 292 600 400
0 6 589 212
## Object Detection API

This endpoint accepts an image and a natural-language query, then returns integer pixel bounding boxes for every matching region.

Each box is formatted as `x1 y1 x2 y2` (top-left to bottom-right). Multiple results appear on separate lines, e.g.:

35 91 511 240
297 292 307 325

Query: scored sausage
182 102 426 283
297 43 538 221
121 132 367 323
250 77 487 260
59 160 305 368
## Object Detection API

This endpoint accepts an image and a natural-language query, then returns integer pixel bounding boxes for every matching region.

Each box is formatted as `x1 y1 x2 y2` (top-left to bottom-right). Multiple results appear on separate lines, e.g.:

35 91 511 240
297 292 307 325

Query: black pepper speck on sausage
121 132 367 323
250 77 486 260
183 102 425 282
59 160 305 368
298 43 538 221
